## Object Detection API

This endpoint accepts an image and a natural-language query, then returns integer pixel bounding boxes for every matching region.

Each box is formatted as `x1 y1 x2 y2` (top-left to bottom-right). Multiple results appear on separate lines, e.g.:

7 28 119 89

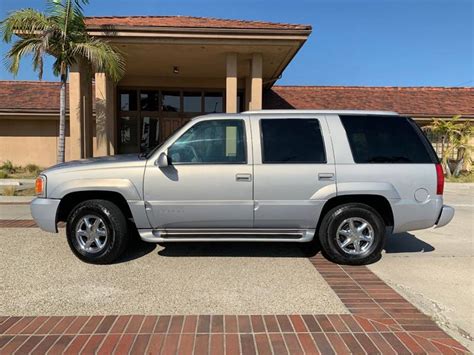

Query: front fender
49 178 142 200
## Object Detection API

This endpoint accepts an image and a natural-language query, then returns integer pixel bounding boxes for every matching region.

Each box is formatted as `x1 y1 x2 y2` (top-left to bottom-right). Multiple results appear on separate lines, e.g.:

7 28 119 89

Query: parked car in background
31 110 454 264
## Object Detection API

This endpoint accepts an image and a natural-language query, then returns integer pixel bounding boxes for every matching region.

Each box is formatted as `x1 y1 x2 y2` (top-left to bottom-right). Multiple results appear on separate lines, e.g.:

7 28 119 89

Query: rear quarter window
340 115 437 164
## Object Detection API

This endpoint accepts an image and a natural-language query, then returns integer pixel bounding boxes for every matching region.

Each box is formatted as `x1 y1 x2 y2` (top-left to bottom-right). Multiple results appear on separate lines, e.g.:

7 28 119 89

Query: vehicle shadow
158 240 323 258
116 232 432 263
384 232 435 253
115 234 157 263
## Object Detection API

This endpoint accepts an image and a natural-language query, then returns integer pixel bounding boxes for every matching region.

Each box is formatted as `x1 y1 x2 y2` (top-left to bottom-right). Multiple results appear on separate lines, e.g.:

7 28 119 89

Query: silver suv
31 110 454 265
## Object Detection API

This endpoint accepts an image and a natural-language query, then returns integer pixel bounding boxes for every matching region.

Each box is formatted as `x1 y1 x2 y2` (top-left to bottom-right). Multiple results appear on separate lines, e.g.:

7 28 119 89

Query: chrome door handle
236 173 252 182
318 173 334 180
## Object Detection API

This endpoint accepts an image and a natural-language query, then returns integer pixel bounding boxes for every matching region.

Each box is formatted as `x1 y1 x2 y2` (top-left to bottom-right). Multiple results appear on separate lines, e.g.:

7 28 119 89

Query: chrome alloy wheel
75 215 108 254
336 217 374 255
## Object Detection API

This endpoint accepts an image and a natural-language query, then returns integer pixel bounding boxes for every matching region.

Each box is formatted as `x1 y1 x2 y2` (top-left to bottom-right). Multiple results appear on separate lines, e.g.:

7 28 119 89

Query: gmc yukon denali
31 110 455 264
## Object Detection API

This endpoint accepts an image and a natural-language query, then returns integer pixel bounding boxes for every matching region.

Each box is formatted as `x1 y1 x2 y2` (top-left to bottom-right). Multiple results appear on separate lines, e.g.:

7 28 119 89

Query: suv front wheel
318 203 385 265
66 199 129 264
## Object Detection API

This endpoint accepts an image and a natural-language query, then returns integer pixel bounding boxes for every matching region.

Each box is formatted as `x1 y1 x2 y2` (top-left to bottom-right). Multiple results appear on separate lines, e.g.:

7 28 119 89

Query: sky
0 0 472 87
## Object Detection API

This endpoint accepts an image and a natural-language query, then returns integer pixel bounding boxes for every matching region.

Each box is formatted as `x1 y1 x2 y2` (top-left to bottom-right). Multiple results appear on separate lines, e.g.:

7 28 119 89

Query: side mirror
157 152 169 168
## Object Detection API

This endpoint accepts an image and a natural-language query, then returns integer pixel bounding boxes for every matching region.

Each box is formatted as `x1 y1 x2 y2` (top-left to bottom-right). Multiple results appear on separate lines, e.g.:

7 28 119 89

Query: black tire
318 203 385 265
66 199 129 264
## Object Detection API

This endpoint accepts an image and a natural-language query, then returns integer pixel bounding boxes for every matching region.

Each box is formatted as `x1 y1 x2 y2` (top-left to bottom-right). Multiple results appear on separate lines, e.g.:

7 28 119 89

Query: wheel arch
56 190 133 224
317 194 394 232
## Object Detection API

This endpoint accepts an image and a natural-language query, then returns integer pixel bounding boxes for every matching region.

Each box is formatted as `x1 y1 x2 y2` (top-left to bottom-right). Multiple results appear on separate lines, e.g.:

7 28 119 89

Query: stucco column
69 61 93 160
226 53 238 113
250 53 263 111
244 60 252 111
94 73 116 156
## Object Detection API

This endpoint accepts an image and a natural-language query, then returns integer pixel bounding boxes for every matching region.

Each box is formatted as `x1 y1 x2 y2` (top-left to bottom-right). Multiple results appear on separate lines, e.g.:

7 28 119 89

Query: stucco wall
0 117 68 168
0 116 95 168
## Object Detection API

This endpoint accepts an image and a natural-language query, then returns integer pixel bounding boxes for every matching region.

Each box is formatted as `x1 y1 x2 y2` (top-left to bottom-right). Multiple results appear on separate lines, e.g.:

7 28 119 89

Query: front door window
168 120 246 164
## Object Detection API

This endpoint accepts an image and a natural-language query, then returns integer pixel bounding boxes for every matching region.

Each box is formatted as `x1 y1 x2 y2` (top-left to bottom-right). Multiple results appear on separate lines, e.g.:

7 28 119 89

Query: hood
43 154 146 175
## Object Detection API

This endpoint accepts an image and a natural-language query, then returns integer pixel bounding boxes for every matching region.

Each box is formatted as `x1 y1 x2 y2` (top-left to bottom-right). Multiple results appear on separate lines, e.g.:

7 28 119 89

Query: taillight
435 164 444 195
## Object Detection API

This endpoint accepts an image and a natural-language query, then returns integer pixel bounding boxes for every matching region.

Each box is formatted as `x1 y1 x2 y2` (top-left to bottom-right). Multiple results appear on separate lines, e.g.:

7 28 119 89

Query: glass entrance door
117 88 229 154
140 115 160 153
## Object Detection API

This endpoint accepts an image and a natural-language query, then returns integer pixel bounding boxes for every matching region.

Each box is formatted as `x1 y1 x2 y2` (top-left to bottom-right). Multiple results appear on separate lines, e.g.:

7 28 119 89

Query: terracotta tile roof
84 16 311 31
0 81 472 118
0 81 66 112
265 86 474 117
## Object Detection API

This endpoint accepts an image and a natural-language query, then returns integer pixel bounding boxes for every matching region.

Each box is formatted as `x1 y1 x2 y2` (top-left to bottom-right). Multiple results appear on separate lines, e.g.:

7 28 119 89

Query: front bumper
435 205 455 228
30 198 61 233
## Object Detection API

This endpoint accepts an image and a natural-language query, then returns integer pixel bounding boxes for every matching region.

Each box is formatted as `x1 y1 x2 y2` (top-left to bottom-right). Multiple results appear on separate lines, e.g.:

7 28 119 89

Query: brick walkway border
0 221 470 354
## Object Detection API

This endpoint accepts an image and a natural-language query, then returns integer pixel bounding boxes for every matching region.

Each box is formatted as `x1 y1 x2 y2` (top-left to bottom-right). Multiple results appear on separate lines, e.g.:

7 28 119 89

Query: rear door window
340 115 437 163
260 119 326 163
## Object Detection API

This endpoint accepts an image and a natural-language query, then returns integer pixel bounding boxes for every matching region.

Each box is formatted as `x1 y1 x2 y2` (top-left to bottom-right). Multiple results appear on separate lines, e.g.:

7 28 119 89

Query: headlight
35 175 47 198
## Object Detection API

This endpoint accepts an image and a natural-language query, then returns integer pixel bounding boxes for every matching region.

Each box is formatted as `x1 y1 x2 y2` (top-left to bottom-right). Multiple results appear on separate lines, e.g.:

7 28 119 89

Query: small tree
425 115 473 177
1 0 124 163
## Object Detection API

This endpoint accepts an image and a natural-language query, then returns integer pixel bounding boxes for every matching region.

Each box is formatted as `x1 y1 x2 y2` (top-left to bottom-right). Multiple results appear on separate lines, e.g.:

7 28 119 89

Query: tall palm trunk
57 74 67 163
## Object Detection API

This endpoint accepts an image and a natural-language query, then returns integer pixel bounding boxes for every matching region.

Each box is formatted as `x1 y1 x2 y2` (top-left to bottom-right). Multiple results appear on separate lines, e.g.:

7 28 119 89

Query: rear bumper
435 205 455 228
30 198 60 233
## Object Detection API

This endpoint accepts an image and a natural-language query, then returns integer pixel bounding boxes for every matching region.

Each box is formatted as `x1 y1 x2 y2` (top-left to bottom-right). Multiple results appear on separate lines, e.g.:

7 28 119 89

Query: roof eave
86 24 312 37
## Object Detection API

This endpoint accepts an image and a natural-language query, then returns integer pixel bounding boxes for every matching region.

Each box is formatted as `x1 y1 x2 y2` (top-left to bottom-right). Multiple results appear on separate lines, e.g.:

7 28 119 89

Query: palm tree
424 115 473 177
1 0 124 163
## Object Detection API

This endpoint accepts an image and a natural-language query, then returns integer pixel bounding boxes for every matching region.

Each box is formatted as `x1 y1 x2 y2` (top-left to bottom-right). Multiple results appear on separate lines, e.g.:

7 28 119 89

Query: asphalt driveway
0 229 347 316
369 183 474 351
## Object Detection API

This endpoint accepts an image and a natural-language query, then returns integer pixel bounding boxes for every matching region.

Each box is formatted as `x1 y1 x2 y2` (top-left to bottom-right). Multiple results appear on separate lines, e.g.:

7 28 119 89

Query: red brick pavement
0 220 470 354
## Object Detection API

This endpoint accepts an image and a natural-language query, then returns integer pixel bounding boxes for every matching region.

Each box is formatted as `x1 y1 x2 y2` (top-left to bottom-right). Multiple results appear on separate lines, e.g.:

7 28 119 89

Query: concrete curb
0 196 33 204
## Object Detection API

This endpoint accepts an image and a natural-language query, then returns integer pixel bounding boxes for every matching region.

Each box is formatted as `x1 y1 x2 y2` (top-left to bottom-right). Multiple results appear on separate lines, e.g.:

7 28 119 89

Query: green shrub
25 163 41 175
0 170 8 179
1 160 14 173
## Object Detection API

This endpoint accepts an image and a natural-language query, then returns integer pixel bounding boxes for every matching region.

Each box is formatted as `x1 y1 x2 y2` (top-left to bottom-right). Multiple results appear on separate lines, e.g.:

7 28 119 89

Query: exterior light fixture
173 66 179 74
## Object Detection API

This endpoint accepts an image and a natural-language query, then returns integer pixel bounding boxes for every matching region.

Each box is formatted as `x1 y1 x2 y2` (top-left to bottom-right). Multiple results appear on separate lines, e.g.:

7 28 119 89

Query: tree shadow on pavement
384 232 435 253
158 240 323 258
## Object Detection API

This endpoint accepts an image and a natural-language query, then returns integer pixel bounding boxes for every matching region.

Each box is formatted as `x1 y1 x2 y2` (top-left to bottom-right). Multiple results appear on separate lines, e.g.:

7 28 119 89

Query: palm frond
5 37 46 77
71 39 125 81
0 8 53 42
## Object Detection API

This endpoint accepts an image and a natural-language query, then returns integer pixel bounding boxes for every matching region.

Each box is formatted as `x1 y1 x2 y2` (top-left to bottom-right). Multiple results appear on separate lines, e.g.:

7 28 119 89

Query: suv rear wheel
318 203 385 265
66 199 129 264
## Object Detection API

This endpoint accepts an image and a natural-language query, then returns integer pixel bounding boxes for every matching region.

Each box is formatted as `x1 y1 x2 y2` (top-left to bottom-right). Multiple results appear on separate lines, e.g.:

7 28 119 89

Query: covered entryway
67 16 311 159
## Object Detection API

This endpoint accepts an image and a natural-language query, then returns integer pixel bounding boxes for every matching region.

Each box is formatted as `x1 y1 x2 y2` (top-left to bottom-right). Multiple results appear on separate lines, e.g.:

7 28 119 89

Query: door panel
251 115 336 229
253 165 335 228
144 116 253 229
144 164 253 228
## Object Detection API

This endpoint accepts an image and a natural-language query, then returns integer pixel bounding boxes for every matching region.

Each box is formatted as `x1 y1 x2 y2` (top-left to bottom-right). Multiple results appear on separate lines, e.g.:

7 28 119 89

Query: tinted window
183 92 202 112
340 115 436 163
204 93 223 113
162 91 180 112
140 90 159 111
118 116 138 153
119 90 137 111
261 119 326 163
169 120 246 164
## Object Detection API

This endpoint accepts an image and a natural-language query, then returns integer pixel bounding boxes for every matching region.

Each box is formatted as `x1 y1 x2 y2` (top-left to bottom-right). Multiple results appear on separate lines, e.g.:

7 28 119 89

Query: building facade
0 16 473 167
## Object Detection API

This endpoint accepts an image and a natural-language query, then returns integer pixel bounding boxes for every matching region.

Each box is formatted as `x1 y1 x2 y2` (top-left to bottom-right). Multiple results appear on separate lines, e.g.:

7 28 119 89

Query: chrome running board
138 228 315 243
